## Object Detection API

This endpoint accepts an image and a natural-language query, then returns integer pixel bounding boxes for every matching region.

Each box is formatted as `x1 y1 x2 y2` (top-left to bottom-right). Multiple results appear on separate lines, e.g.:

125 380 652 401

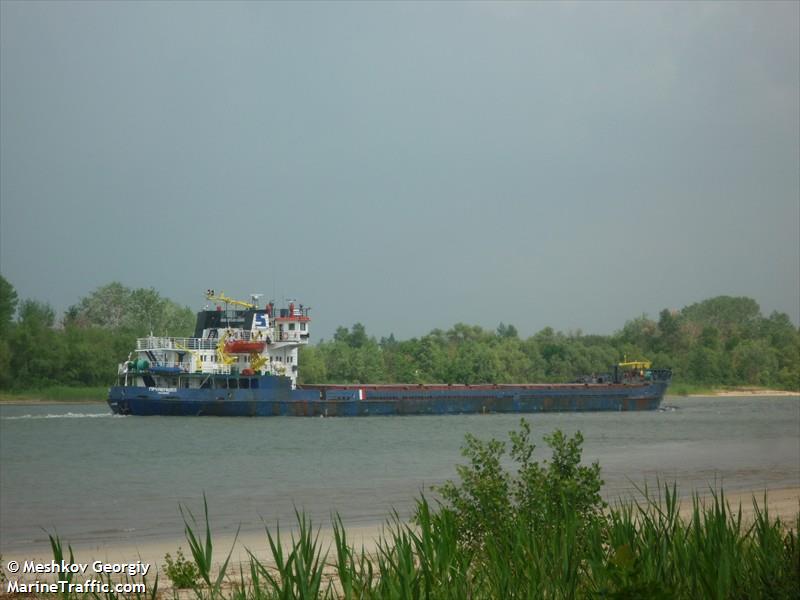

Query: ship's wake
1 412 122 420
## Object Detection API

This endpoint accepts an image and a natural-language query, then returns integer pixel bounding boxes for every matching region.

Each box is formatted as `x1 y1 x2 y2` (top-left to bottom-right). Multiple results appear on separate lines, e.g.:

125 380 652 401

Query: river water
1 395 798 552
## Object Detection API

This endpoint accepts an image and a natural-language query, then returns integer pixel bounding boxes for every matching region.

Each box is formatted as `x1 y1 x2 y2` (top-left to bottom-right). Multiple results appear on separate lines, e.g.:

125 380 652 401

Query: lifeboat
224 340 266 354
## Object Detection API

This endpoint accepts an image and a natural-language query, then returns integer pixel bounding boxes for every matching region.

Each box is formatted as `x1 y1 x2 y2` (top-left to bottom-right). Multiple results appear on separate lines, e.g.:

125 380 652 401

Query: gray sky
2 1 798 341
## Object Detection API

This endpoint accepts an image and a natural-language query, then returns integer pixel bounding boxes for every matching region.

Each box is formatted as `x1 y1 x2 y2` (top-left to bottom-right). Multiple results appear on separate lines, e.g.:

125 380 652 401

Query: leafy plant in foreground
435 419 605 552
163 547 201 589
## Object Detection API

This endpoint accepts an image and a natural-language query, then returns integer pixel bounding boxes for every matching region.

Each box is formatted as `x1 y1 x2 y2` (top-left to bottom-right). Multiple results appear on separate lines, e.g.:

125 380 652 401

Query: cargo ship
108 292 671 417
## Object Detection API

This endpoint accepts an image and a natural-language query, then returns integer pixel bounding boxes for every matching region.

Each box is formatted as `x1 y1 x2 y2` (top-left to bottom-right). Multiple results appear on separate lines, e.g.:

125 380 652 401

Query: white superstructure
119 291 311 389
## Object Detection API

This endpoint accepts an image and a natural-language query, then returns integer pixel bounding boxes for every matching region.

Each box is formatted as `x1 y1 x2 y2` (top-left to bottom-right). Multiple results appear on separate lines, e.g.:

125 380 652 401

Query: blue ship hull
108 376 667 416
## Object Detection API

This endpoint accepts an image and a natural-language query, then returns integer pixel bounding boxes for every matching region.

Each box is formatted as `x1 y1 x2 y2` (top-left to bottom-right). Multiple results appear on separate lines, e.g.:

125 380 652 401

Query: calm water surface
1 396 798 551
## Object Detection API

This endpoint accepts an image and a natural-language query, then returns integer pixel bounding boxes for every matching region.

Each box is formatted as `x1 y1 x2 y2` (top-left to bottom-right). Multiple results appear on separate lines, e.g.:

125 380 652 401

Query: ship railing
150 361 187 369
153 360 234 374
136 330 293 350
136 336 218 351
127 360 233 375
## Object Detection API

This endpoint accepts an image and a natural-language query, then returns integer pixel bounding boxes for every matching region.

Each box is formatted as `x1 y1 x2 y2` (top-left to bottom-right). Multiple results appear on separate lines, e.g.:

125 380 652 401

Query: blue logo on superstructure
255 314 268 328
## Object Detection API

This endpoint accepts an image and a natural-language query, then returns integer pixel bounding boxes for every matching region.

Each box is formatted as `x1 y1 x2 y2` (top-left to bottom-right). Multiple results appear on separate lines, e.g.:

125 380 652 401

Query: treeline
298 296 799 390
0 275 798 390
0 278 194 389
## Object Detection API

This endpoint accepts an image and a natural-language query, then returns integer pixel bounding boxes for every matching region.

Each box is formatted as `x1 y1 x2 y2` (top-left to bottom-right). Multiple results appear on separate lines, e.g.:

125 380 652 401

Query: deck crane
205 290 261 310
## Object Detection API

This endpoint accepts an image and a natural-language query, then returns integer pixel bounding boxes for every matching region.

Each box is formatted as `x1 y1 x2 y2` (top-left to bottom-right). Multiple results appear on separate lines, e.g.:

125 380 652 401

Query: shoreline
0 399 106 405
2 487 797 578
687 389 799 397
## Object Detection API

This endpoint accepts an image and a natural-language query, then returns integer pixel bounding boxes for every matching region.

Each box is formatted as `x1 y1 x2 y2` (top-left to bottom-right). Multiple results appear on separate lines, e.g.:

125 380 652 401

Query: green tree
61 325 122 386
682 296 762 342
494 338 530 382
297 345 327 384
9 300 62 388
348 323 369 349
435 420 604 551
413 335 449 382
519 338 547 381
66 282 194 336
732 340 780 386
65 282 131 328
0 276 17 388
449 343 502 384
657 308 681 349
618 315 657 353
686 346 722 384
128 287 194 336
0 275 18 338
0 338 11 388
496 322 519 339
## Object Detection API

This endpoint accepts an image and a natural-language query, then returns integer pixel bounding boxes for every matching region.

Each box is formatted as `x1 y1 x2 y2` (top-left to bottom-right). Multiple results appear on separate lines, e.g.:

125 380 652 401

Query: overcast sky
1 1 798 341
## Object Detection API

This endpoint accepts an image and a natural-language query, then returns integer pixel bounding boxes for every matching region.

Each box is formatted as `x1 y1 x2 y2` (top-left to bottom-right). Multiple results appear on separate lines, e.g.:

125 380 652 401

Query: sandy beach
672 487 798 523
688 389 799 397
1 521 387 583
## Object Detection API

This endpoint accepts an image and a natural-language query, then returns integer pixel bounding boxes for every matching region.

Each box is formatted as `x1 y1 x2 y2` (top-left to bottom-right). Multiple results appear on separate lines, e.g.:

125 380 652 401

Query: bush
162 547 200 589
434 420 605 552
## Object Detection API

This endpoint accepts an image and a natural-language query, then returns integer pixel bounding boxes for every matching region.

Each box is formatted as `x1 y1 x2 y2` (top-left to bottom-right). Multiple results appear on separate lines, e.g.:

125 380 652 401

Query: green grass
668 382 721 396
0 385 108 402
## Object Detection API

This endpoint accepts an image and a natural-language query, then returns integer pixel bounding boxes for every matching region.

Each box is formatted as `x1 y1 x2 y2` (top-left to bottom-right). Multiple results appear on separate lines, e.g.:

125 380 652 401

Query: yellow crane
617 360 652 370
174 341 204 373
216 331 237 366
249 352 269 372
205 291 257 310
618 354 651 368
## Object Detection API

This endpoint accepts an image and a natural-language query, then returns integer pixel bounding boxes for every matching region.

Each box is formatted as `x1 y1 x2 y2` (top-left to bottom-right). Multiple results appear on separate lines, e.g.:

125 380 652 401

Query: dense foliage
0 277 194 389
0 274 797 391
299 297 799 390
